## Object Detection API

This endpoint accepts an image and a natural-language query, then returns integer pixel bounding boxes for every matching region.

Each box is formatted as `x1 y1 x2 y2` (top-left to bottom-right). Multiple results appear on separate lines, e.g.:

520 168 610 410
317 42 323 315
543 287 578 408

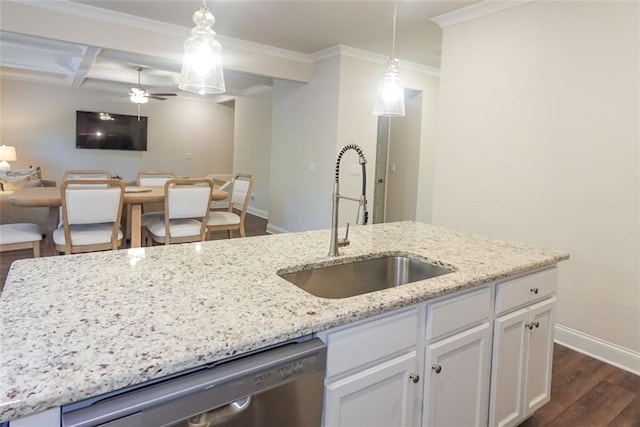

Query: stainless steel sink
278 254 454 299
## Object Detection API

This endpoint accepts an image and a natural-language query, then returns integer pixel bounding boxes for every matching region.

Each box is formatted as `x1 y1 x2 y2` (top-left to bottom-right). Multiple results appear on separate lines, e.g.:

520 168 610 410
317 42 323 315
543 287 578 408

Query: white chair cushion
147 218 203 238
207 211 240 227
0 223 42 245
53 223 123 246
141 211 164 227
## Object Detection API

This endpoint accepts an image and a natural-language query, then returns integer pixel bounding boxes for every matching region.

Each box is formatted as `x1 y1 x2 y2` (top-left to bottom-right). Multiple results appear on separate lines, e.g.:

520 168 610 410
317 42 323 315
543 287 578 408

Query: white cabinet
319 308 420 427
489 268 557 427
422 322 492 427
319 267 558 427
324 352 417 427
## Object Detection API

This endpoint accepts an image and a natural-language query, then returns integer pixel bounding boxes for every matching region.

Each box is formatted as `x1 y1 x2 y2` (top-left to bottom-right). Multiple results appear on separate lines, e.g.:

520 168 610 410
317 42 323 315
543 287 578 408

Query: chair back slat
63 170 112 180
137 170 176 187
63 170 112 188
231 179 250 207
168 186 212 219
65 188 122 224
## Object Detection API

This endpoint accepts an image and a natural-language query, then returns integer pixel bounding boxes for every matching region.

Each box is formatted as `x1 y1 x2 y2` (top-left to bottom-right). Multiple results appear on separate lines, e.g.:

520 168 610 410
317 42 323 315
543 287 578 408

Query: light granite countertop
0 221 569 422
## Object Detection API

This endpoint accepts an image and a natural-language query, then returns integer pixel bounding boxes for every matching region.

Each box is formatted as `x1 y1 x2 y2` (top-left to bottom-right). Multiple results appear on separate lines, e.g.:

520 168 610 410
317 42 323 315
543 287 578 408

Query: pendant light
373 2 405 117
178 0 225 95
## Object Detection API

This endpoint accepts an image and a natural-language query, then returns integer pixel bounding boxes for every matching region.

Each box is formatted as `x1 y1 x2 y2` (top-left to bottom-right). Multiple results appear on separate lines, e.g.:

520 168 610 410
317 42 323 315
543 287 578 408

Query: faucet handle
338 223 350 248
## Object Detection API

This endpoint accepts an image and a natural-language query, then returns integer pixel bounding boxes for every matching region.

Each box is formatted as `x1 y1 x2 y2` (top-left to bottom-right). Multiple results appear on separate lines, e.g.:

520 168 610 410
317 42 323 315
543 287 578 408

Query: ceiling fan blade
147 95 167 101
149 93 177 97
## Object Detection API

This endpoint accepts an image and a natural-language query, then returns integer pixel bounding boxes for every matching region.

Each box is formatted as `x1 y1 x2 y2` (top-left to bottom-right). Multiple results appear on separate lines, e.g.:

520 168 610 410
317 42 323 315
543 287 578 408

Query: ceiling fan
129 67 177 118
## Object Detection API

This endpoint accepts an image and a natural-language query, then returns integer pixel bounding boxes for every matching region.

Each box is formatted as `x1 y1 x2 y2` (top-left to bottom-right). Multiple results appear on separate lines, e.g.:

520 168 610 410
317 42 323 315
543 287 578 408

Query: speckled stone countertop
0 221 569 422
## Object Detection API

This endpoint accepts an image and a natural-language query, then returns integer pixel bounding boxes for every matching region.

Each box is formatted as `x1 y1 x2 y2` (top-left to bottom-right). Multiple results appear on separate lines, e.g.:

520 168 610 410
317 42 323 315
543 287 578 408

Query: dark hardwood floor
1 214 638 426
520 344 640 427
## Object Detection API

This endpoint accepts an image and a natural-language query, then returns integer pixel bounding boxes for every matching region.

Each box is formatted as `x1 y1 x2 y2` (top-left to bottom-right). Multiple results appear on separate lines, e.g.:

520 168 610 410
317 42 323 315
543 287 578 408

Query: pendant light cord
391 2 398 58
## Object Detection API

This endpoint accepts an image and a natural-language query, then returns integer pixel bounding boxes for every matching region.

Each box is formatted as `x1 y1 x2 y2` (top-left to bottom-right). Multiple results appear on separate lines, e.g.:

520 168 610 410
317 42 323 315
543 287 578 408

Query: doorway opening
372 89 423 224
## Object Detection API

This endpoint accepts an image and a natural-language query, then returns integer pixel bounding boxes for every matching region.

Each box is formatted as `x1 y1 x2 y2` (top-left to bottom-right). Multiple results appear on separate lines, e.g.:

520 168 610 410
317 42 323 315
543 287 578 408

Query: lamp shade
0 145 17 162
373 58 405 117
178 5 225 95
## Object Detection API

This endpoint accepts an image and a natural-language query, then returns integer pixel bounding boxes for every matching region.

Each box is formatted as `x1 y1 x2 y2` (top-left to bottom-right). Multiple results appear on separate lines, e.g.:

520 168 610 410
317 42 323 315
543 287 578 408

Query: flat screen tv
76 111 148 151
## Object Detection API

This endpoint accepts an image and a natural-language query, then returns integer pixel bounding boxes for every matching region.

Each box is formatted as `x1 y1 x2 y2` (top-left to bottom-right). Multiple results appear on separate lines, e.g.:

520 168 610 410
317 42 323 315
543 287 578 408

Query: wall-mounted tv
76 111 148 151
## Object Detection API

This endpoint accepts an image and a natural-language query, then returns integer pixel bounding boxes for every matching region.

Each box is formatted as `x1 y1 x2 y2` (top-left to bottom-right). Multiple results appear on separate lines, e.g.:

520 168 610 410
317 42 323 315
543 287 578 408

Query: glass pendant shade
373 57 405 117
178 5 225 95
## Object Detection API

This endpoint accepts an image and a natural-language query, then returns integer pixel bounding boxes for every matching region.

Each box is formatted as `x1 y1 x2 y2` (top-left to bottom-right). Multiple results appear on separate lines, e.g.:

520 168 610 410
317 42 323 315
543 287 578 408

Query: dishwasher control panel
254 355 318 387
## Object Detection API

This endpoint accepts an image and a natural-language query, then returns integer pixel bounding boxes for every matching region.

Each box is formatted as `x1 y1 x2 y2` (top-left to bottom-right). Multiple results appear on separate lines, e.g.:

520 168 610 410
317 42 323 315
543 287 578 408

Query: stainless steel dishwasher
61 338 326 427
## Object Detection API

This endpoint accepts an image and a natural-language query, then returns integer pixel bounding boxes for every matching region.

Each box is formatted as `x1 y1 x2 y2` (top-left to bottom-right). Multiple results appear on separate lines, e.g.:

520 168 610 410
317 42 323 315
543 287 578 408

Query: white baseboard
266 223 289 234
554 323 640 375
247 206 268 220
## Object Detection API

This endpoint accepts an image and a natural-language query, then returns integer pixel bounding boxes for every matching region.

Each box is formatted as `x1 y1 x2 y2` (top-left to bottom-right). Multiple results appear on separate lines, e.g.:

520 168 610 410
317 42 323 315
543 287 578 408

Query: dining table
8 186 229 251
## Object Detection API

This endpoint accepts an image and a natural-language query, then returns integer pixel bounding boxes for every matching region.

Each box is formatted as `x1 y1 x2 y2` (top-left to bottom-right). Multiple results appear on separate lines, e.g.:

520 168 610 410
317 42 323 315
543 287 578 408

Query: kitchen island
0 221 569 424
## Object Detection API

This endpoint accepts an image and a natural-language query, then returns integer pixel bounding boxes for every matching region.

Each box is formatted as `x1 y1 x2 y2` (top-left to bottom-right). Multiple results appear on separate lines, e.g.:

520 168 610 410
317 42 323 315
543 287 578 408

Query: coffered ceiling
0 0 483 101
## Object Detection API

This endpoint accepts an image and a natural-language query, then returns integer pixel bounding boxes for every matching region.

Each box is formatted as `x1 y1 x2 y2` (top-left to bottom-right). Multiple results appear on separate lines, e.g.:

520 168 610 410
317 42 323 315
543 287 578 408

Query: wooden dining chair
144 178 213 246
53 179 125 255
136 170 177 226
206 173 254 239
0 223 42 258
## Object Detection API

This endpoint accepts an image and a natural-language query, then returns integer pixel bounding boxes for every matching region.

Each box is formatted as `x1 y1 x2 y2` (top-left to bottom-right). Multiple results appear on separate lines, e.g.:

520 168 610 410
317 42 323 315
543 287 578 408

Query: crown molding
9 0 440 76
431 0 536 29
8 0 313 64
9 0 189 37
311 45 440 77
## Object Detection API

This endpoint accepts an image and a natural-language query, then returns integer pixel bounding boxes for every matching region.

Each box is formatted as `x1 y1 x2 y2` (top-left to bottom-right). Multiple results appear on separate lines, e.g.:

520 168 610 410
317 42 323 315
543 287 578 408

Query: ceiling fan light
130 93 148 104
373 57 405 117
179 4 225 95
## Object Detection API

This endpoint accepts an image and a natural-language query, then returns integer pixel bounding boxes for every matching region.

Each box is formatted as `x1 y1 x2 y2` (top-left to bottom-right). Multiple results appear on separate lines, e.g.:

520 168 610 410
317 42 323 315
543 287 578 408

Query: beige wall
0 79 234 182
233 89 273 217
433 1 639 355
269 57 341 233
386 90 423 222
268 52 441 233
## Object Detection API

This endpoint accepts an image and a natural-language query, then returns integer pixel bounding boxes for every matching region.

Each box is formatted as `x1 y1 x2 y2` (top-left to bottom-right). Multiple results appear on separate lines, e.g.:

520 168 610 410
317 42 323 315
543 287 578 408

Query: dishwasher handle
187 396 252 427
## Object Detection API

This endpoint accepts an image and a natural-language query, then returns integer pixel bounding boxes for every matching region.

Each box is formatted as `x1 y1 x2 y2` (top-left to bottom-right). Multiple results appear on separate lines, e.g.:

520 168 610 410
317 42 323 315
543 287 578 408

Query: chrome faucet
329 144 368 256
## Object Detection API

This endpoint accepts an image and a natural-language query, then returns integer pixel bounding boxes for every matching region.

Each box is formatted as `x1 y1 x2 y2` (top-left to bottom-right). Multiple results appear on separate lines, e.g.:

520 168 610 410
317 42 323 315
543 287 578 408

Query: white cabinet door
489 297 556 427
489 308 529 427
324 351 418 427
524 297 556 414
423 323 492 427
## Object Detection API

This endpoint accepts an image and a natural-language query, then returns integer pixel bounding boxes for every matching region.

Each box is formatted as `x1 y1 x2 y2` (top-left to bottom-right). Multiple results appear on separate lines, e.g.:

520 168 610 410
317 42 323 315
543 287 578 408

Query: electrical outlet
307 162 315 173
296 215 302 224
251 193 255 200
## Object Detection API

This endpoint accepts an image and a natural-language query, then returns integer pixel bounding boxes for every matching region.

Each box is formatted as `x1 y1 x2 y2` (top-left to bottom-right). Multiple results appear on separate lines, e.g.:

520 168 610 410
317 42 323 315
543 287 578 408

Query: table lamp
0 145 17 172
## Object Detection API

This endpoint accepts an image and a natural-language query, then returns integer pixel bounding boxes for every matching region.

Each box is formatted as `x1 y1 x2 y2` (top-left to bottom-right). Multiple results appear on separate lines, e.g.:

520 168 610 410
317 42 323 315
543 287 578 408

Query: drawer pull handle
432 364 442 374
410 373 420 383
533 321 540 328
530 287 539 294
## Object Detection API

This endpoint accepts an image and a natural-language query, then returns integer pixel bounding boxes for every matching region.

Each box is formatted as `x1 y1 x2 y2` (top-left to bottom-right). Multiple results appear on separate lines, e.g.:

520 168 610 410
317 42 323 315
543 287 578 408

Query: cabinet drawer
324 307 418 379
495 268 557 315
426 287 491 342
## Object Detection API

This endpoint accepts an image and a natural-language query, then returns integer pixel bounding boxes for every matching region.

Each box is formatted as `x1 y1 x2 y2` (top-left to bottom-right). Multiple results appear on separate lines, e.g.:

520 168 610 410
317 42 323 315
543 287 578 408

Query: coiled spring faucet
329 144 368 256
